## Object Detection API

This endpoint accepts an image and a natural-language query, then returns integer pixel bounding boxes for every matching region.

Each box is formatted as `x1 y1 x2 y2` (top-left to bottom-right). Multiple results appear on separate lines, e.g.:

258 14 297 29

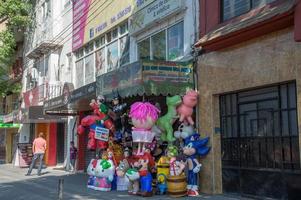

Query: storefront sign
70 82 96 103
95 126 109 141
129 0 185 34
3 113 14 123
0 123 20 128
72 0 134 51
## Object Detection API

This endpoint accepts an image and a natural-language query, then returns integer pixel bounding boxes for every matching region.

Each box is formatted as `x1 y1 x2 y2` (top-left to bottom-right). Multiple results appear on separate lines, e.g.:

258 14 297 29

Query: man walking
26 132 47 176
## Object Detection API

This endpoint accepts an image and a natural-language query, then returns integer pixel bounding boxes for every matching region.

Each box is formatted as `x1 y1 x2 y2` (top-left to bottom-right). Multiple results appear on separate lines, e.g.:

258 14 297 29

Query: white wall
18 124 30 143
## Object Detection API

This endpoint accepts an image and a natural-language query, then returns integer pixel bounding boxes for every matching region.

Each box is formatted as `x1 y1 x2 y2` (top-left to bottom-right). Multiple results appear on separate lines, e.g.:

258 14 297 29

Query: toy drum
167 174 187 197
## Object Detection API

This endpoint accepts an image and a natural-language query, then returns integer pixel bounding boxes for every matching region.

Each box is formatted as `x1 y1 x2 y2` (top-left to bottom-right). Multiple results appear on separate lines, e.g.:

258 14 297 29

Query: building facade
196 0 301 199
19 0 73 167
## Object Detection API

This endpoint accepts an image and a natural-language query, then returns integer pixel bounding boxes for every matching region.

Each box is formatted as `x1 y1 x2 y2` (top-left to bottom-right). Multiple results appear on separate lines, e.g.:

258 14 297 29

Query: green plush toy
156 95 182 142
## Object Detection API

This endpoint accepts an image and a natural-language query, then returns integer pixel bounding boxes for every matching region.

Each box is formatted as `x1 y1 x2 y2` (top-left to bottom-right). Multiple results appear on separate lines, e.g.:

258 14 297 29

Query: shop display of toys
78 90 210 197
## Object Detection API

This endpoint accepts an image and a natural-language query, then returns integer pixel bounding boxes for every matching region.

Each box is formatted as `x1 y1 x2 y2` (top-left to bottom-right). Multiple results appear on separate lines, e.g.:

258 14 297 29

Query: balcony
23 82 63 108
39 82 63 102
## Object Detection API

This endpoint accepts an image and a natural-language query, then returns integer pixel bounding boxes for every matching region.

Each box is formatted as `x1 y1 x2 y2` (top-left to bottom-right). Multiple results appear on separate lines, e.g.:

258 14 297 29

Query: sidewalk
0 164 246 200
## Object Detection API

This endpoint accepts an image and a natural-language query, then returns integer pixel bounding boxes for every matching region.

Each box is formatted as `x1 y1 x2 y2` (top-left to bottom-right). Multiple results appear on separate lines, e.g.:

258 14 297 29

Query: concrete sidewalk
0 164 246 200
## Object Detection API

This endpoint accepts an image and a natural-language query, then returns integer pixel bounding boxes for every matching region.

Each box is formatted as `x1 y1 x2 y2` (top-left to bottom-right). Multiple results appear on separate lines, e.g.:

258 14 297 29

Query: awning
15 106 68 123
96 60 194 100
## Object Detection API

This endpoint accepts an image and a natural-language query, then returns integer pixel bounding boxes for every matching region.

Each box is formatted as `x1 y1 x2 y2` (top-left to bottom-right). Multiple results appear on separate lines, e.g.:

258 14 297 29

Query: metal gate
220 82 301 199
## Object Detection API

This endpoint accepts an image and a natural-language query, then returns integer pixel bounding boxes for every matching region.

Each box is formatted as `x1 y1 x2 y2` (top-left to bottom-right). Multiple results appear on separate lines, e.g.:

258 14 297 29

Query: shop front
15 106 67 167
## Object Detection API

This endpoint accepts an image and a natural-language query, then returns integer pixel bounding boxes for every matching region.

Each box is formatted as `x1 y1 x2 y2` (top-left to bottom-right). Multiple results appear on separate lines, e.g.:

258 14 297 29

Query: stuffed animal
87 159 98 190
125 168 140 195
156 95 182 142
183 134 210 197
174 122 195 139
94 159 115 191
137 152 155 197
177 90 199 126
116 160 130 191
129 102 160 155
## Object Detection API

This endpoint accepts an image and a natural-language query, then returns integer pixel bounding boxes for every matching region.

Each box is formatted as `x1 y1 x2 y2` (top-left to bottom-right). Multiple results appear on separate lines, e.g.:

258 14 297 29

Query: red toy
77 99 115 150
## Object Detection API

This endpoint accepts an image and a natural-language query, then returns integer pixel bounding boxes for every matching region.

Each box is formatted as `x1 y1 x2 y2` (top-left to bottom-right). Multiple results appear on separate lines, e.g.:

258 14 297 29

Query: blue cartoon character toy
183 134 210 197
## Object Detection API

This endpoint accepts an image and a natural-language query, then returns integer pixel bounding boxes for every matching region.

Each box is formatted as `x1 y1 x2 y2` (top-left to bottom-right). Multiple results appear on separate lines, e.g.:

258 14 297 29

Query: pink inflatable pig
177 90 199 125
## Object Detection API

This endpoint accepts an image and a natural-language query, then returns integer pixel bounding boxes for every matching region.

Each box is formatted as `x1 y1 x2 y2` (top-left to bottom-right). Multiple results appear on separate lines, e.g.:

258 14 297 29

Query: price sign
95 126 110 141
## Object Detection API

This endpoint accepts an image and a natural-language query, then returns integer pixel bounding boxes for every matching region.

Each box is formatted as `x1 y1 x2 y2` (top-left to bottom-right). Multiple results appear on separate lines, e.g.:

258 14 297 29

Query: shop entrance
57 123 65 164
220 82 301 199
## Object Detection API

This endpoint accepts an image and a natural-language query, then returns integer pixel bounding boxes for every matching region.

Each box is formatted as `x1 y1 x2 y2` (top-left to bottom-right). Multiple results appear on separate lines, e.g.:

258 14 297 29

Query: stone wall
197 27 301 194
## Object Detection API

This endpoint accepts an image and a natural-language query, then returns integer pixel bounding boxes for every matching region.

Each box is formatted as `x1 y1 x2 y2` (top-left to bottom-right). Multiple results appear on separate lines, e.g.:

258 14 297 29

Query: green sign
0 123 20 128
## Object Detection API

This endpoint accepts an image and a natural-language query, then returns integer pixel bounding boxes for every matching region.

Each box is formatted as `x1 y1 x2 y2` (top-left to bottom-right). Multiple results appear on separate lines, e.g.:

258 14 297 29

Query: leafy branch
0 0 32 95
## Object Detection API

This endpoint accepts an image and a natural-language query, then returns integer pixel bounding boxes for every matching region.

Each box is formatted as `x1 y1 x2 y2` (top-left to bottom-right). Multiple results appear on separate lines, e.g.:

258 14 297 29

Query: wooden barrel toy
167 174 187 197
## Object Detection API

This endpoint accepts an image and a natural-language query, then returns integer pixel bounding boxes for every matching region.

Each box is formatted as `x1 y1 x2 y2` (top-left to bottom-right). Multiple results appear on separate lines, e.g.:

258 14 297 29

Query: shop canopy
96 60 194 100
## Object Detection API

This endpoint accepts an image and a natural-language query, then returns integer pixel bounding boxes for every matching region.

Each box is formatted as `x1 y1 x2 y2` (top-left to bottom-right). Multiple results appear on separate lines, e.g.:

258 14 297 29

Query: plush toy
129 102 160 155
177 90 199 126
125 168 140 195
137 152 155 197
87 159 98 190
174 122 195 139
156 174 167 195
77 99 115 153
169 156 186 176
183 134 210 197
156 95 182 142
115 147 132 191
94 159 115 191
116 160 130 191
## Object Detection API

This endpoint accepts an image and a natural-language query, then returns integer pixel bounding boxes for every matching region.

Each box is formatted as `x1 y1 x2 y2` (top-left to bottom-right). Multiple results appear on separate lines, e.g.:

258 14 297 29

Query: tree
0 0 32 96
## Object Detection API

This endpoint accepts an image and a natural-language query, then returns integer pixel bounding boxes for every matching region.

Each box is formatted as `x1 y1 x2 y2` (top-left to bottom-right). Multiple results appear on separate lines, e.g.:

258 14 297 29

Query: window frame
220 0 277 22
74 20 129 88
137 21 184 62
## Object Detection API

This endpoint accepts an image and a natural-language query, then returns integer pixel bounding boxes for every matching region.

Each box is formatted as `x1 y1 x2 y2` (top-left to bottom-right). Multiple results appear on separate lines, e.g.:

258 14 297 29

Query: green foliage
0 0 32 95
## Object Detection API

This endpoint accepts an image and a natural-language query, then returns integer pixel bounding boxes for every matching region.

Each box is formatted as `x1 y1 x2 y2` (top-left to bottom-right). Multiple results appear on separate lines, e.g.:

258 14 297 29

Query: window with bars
221 0 277 21
220 82 300 170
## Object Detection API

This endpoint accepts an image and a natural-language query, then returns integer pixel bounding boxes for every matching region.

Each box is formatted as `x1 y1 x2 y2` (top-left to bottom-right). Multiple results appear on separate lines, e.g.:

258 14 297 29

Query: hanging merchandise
183 134 211 197
94 159 115 191
77 99 115 155
156 95 182 142
111 92 127 143
174 122 195 149
177 90 199 126
129 102 160 155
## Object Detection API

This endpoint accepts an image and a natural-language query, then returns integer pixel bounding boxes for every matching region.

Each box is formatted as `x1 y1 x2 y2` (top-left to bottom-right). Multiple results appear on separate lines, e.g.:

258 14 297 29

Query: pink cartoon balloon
177 90 199 125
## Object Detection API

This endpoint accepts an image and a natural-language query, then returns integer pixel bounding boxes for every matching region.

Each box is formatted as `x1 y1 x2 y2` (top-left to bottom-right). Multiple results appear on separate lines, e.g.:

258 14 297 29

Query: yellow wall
5 128 18 163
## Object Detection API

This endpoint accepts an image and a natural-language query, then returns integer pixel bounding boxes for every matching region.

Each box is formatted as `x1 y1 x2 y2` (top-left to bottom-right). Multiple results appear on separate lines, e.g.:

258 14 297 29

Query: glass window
85 54 94 84
120 36 130 66
96 36 106 48
107 40 118 72
107 32 112 43
252 0 276 8
222 0 276 21
168 22 184 61
120 22 128 35
138 38 150 60
84 42 94 54
76 48 84 59
151 30 166 61
95 48 105 76
112 28 118 39
75 59 84 88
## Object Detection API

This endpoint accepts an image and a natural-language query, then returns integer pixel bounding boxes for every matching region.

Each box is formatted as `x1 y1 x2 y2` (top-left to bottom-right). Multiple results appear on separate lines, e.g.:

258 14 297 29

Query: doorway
56 123 65 164
220 82 301 199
